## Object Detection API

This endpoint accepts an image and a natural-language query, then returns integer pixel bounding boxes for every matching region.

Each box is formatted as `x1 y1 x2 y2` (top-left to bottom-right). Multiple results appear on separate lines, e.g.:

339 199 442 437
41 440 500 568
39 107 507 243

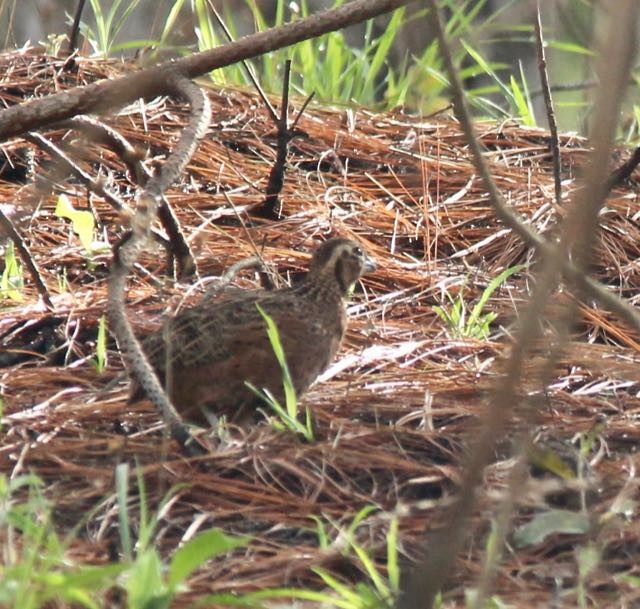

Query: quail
130 238 376 426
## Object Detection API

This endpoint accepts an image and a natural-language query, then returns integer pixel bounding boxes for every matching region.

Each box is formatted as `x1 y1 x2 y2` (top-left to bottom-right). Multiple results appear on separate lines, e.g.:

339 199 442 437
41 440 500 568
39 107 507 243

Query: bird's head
308 238 376 296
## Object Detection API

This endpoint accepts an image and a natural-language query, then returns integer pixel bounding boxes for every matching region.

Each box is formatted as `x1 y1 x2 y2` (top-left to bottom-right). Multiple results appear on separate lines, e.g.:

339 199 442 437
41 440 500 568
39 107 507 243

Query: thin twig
66 0 87 56
534 2 562 206
256 61 314 221
260 60 293 219
290 92 315 131
207 0 278 123
605 145 640 191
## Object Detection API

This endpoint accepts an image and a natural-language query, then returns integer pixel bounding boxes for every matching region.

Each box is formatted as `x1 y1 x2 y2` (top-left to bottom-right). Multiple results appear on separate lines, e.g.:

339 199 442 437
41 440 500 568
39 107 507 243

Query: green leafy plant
59 0 631 133
310 505 378 552
246 304 314 441
40 33 68 56
463 43 535 126
315 507 399 608
0 473 125 609
388 0 530 115
0 241 24 302
512 509 591 549
434 264 525 340
155 0 190 54
190 0 253 86
55 195 110 266
114 462 250 609
0 464 251 609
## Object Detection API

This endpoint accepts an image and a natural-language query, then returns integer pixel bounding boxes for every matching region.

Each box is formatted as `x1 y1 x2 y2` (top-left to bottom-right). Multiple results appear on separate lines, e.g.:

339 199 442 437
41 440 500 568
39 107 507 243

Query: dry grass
2 48 640 607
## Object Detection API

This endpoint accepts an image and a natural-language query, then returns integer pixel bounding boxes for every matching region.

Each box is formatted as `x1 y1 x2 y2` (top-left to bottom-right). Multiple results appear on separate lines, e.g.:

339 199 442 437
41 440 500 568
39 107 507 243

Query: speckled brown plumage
130 238 376 426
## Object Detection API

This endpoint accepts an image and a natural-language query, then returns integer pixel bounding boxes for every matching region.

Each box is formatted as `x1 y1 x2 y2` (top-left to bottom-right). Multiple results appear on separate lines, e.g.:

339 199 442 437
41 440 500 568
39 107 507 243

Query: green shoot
309 514 331 550
0 472 126 609
54 195 110 268
463 43 535 124
309 504 378 556
188 0 405 108
115 462 133 561
0 240 24 302
241 511 400 609
56 267 69 294
387 515 400 594
434 264 525 340
190 0 248 86
316 513 400 607
510 65 536 127
156 0 188 52
576 545 600 609
82 0 144 56
246 304 314 441
92 314 108 374
40 33 67 56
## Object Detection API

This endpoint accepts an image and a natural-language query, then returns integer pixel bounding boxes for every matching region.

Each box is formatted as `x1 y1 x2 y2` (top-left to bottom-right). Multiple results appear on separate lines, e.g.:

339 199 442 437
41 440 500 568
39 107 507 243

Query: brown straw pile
2 48 640 607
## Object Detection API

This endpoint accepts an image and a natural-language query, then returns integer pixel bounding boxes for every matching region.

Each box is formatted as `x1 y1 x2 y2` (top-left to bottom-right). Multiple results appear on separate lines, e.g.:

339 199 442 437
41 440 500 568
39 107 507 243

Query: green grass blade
94 314 107 373
255 304 296 416
352 541 390 599
510 71 535 126
467 264 525 330
312 567 363 605
159 0 188 46
387 515 400 594
362 7 404 98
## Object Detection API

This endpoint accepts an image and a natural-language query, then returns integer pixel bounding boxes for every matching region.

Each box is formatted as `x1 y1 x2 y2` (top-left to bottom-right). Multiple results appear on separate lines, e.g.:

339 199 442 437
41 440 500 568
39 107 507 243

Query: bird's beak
364 256 377 274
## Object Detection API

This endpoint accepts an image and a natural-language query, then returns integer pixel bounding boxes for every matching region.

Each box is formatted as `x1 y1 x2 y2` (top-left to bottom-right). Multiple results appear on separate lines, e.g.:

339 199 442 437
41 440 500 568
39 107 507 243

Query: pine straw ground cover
1 48 640 607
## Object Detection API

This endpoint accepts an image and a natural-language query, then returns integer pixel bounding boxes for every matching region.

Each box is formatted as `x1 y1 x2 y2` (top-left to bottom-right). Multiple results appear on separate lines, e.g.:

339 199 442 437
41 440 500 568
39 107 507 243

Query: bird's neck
296 271 347 303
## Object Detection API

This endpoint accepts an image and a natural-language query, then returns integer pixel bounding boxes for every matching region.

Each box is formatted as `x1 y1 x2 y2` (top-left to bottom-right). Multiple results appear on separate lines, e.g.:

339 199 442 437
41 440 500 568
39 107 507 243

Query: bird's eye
353 246 363 257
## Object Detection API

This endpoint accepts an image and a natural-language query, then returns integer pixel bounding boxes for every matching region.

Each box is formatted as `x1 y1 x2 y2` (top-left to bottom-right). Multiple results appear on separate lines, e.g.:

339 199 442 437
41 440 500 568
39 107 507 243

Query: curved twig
107 72 211 454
